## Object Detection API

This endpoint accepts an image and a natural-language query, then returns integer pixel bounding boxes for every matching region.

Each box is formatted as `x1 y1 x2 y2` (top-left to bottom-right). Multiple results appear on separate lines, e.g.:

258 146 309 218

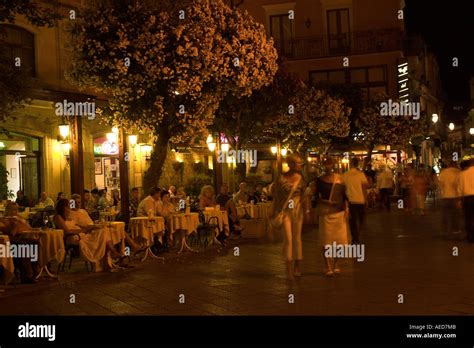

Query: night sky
405 0 474 106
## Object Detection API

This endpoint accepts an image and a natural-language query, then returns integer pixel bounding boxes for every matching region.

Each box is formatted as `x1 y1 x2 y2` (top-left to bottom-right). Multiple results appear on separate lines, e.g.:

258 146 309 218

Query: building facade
240 0 444 169
0 0 162 204
241 0 405 99
1 0 450 204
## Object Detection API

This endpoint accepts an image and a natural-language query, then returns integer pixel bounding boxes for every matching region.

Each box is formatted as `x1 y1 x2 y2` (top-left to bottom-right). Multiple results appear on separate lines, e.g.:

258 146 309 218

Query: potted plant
0 163 14 200
184 174 212 199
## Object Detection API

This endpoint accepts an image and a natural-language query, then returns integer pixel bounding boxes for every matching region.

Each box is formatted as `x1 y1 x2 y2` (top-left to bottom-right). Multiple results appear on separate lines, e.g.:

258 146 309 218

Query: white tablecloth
130 217 165 246
237 203 272 219
102 221 126 252
168 213 199 239
16 229 65 267
203 210 229 235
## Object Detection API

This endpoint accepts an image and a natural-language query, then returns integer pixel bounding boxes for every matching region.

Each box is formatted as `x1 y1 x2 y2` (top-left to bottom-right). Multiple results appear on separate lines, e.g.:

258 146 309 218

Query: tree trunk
233 111 246 183
236 162 246 183
143 129 170 194
234 143 247 183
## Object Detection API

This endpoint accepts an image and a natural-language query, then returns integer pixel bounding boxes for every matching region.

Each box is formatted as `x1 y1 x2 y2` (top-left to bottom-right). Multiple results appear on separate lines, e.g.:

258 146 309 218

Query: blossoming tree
264 84 351 154
67 0 277 190
356 92 426 166
211 62 303 180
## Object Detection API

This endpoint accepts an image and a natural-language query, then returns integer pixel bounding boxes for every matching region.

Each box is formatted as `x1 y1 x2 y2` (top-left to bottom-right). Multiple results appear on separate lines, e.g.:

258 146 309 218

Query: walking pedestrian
400 164 415 212
271 154 309 280
459 158 474 243
438 161 462 235
342 158 368 244
315 158 349 277
377 165 394 211
413 164 429 215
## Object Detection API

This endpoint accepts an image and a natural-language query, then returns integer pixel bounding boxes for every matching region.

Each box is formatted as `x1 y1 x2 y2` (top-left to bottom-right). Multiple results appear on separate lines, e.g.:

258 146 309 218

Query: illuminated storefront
0 132 41 200
93 136 120 191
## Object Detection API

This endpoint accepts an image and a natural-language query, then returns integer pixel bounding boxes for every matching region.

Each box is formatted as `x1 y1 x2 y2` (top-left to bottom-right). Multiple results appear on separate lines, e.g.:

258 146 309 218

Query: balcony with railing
275 28 404 60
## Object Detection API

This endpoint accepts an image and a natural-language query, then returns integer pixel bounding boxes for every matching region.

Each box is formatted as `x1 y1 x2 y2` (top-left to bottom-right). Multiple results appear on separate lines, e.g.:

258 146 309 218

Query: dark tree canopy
0 0 61 27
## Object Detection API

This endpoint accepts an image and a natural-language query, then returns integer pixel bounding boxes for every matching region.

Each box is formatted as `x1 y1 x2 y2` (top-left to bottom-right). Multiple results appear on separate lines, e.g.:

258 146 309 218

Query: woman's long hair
199 185 214 199
4 202 19 217
55 198 69 220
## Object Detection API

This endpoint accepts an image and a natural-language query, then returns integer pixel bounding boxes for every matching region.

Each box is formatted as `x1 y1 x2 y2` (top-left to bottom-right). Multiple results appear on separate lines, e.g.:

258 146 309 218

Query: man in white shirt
69 194 94 226
438 161 462 235
233 182 249 205
342 158 369 244
137 187 161 217
38 192 55 209
459 159 474 243
377 165 394 211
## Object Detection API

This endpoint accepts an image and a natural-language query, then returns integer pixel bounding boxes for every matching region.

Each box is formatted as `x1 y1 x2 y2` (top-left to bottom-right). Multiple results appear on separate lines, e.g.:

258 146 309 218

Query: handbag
271 176 302 226
316 178 338 216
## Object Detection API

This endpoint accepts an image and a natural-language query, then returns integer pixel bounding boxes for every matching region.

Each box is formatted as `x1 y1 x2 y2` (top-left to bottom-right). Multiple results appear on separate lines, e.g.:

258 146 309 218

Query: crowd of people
0 180 272 283
270 154 474 280
2 155 474 284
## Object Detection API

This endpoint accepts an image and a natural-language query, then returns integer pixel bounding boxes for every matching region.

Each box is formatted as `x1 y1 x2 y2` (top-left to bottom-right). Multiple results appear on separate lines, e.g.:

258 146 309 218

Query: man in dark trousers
342 158 369 244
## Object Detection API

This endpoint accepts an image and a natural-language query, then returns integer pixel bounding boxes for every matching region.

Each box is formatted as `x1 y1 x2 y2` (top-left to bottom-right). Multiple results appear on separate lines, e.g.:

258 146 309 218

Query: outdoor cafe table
129 217 165 261
257 202 272 218
168 212 199 253
99 211 119 222
16 229 65 279
203 209 230 236
237 202 272 219
101 221 126 253
0 234 15 285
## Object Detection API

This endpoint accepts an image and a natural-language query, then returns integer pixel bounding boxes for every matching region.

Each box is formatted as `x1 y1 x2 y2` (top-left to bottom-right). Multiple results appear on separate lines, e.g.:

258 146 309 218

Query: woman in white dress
53 199 124 272
315 158 349 277
271 154 311 280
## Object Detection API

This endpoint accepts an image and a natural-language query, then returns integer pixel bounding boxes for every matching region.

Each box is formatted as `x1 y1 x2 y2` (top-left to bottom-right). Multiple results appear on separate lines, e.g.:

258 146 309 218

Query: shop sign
94 141 118 155
397 59 409 103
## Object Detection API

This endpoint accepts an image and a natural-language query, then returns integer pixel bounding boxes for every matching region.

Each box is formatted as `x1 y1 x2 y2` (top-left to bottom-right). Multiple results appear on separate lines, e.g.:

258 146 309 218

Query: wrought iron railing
274 28 404 59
